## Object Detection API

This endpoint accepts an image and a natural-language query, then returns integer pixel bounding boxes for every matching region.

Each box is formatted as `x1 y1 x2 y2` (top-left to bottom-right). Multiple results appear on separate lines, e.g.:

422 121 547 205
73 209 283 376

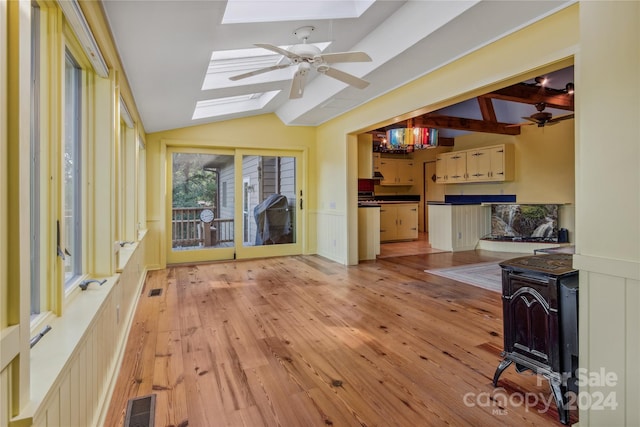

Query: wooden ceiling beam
414 115 521 135
482 83 574 110
477 97 497 122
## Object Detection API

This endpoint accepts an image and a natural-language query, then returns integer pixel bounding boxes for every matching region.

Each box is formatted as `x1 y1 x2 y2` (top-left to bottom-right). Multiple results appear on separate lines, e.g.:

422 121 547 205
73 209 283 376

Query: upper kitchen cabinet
379 158 415 186
467 145 514 182
358 134 374 179
436 152 467 183
436 144 514 184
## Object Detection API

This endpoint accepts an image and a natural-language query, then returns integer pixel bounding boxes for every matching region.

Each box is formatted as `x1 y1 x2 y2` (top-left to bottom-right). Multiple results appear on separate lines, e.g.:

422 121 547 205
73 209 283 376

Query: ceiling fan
229 26 372 99
514 102 575 127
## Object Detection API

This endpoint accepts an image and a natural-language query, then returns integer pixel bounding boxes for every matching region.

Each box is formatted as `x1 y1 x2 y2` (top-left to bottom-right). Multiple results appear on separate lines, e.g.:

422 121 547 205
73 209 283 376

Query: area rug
425 262 503 293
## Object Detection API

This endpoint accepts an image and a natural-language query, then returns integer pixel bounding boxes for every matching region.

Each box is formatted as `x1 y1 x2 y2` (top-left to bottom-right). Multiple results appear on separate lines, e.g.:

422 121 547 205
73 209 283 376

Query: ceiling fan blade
522 116 541 124
548 113 575 124
505 121 532 128
321 67 370 89
255 43 298 60
320 51 372 64
289 68 307 99
229 63 291 81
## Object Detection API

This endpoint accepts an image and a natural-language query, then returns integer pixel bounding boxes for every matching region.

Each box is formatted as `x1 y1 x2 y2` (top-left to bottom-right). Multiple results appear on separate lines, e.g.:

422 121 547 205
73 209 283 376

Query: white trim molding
56 0 108 78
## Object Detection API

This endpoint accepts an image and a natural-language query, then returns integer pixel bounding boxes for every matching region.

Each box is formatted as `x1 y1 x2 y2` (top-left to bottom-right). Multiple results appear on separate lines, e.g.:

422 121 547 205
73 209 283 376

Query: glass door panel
236 153 301 259
167 149 235 264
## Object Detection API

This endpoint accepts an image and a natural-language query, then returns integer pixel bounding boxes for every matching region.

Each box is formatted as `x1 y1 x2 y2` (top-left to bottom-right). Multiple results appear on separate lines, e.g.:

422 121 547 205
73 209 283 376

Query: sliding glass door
166 147 302 264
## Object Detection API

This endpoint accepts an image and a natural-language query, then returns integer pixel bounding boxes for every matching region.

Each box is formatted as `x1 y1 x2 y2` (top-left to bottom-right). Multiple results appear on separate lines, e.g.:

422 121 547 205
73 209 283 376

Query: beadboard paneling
315 210 346 264
27 237 147 427
428 204 490 252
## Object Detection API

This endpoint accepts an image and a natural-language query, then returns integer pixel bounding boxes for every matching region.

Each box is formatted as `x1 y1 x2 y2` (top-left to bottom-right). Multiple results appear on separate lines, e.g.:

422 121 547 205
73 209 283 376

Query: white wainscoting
428 204 490 252
314 210 347 264
13 235 147 426
574 255 640 426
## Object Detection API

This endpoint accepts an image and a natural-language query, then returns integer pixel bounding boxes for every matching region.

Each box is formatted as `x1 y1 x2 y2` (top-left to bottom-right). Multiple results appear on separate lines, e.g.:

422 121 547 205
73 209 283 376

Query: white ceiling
102 0 574 134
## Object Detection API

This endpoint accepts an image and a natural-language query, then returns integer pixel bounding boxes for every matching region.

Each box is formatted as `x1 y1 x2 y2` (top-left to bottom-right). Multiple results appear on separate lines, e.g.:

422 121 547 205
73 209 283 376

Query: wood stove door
502 270 560 372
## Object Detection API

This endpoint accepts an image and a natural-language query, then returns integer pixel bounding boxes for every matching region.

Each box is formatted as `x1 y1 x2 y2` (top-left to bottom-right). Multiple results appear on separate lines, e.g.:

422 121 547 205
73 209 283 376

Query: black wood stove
493 253 578 424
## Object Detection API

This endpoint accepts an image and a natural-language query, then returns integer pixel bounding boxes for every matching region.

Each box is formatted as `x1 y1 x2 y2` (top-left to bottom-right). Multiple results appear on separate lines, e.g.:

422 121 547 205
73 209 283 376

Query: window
30 2 42 317
63 49 82 288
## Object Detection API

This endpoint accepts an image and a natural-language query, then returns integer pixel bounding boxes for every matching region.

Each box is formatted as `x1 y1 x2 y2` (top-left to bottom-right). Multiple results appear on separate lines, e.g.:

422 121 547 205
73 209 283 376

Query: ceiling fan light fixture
534 76 548 86
565 82 575 94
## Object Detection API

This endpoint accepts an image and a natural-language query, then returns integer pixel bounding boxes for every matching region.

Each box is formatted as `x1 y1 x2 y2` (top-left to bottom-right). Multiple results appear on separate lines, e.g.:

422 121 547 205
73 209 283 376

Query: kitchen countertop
427 201 486 205
358 200 419 206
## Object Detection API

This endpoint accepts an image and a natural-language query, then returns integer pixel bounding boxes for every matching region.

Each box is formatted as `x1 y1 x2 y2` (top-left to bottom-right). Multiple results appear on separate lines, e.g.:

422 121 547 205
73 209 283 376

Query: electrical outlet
116 304 120 324
458 231 462 239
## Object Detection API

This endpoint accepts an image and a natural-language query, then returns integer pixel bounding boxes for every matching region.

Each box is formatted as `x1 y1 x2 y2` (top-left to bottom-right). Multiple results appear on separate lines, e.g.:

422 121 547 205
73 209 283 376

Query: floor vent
148 288 162 297
124 394 156 427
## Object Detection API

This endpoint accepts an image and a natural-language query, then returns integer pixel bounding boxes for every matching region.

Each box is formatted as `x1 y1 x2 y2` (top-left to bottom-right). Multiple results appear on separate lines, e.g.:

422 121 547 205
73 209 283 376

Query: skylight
192 91 280 120
202 42 331 90
222 0 374 24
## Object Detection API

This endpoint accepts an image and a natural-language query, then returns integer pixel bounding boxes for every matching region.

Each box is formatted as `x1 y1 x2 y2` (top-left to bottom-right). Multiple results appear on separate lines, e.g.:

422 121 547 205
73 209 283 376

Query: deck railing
172 207 234 248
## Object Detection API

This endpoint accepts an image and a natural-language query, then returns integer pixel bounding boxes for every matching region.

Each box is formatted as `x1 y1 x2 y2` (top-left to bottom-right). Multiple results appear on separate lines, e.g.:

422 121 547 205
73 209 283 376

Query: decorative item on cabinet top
435 144 514 184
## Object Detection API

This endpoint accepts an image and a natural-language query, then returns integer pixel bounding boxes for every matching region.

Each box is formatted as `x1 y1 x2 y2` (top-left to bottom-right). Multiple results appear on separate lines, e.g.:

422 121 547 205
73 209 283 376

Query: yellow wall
144 114 317 268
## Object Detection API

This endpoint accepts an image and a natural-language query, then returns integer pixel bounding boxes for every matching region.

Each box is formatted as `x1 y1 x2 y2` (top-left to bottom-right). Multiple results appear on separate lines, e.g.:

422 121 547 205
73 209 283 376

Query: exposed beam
477 97 497 122
482 83 574 110
414 115 521 135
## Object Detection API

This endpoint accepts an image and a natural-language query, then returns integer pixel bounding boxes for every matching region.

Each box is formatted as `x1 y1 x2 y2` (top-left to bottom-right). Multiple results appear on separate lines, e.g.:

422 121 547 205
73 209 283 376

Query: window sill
117 242 138 272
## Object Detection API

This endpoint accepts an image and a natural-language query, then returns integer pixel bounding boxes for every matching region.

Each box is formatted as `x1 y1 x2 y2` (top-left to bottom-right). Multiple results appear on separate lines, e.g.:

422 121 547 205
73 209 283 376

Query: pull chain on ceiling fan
229 26 372 99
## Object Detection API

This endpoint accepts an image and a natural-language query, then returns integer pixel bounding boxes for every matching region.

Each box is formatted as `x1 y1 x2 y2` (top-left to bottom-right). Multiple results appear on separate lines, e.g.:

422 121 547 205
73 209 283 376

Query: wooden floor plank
105 249 575 426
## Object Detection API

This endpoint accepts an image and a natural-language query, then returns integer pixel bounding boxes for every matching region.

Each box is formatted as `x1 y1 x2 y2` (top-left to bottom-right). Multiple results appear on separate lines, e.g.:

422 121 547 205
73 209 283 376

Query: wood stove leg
548 378 570 425
492 359 513 387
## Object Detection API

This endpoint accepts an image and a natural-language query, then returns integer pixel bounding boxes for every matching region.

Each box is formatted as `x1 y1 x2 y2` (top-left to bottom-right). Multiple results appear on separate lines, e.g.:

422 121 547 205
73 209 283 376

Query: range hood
373 171 384 180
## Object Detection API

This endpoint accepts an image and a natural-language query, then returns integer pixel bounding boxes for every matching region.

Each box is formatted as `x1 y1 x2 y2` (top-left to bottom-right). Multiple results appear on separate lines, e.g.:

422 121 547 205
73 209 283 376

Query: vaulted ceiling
102 0 574 134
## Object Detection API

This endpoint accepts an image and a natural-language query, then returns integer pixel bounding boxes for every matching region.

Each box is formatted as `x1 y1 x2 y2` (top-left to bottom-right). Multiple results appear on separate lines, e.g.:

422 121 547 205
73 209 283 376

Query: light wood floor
105 249 575 427
377 232 445 258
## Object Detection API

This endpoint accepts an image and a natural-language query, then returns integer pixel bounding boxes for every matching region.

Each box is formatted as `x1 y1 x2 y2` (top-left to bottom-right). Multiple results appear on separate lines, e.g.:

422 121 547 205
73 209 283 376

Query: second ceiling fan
515 102 575 127
229 26 372 99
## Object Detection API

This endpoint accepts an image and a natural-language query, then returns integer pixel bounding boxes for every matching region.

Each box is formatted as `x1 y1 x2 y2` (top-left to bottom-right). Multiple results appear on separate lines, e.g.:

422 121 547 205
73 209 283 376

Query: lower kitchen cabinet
379 203 419 242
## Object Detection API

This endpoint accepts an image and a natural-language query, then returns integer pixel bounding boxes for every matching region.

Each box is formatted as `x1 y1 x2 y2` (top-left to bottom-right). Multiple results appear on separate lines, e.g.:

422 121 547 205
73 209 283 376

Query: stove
358 191 375 202
494 253 578 425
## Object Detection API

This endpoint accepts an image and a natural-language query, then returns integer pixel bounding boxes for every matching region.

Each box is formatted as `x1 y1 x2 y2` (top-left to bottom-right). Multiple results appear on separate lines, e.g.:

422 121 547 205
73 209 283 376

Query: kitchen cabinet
379 203 419 242
378 158 415 186
357 134 374 179
436 144 513 184
435 152 467 183
466 145 513 182
372 153 381 175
